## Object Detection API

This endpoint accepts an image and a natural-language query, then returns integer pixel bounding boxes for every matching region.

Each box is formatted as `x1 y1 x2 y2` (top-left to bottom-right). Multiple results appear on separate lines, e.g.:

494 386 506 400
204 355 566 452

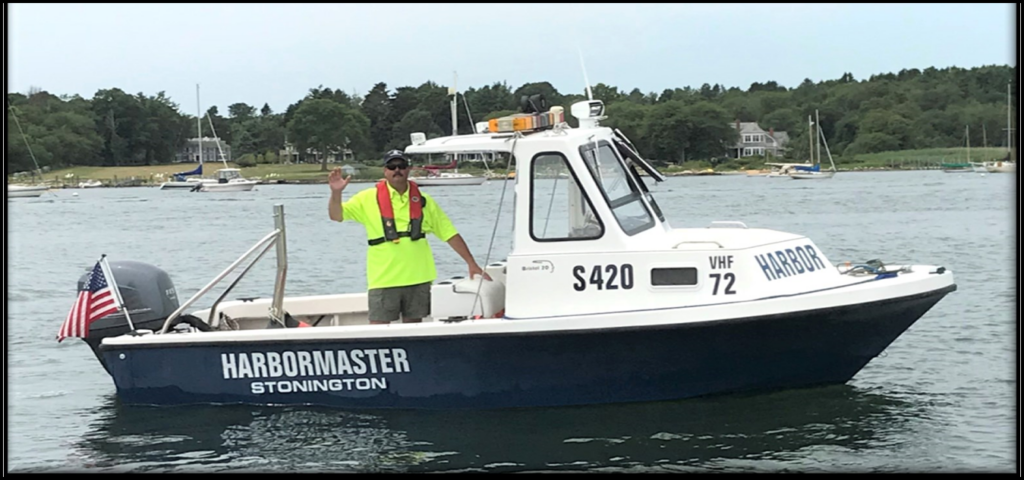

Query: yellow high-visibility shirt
341 181 458 289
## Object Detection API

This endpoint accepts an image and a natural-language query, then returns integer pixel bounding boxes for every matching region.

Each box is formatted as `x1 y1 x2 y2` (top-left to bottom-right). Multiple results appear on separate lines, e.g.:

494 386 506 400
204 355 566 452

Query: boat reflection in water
78 385 925 473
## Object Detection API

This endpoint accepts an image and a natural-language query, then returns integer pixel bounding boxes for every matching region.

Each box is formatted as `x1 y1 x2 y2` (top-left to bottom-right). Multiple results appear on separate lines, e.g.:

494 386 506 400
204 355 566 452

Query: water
7 171 1016 473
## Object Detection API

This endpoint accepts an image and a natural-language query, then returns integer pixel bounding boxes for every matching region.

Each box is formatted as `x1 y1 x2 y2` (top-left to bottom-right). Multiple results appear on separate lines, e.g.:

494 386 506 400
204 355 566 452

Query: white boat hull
7 185 49 198
412 176 487 186
161 179 218 190
789 171 835 180
985 162 1016 173
197 180 258 192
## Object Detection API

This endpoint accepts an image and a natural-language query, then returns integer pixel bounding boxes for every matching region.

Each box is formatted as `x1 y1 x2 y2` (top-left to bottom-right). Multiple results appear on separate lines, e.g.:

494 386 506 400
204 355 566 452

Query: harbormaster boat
74 93 956 410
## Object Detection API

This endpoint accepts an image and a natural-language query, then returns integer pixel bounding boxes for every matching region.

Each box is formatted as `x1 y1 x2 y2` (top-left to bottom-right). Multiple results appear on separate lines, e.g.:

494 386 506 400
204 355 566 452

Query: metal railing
159 204 288 334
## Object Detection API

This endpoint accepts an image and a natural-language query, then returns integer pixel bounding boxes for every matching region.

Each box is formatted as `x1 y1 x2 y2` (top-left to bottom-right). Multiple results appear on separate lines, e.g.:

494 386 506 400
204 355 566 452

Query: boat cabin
216 168 244 183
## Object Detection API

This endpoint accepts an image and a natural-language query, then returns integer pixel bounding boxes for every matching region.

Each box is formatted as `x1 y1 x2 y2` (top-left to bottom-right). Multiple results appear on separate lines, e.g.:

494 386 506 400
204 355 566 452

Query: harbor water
7 171 1016 473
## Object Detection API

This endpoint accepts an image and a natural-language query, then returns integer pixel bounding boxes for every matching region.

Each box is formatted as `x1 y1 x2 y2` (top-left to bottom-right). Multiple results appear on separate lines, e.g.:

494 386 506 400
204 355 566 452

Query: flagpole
99 254 135 331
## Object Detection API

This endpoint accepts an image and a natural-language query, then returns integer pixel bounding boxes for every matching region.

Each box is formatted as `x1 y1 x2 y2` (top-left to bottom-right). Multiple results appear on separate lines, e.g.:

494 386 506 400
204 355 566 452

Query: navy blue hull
99 285 955 409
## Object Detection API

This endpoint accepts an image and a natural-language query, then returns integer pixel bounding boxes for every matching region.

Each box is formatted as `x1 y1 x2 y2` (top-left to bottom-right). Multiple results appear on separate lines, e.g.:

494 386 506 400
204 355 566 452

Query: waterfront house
279 142 353 164
729 121 789 158
175 137 232 163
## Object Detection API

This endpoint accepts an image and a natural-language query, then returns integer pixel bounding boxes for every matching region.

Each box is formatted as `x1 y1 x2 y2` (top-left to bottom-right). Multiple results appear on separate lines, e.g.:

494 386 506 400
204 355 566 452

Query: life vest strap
368 231 413 246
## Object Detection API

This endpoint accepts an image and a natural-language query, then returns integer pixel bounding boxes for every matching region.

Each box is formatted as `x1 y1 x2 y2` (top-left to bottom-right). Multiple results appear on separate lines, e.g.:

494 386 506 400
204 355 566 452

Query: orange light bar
488 110 565 133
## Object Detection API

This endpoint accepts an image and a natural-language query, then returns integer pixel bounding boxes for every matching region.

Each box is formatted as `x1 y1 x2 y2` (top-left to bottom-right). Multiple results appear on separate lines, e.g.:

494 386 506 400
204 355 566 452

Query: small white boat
7 184 49 198
193 105 257 192
412 172 488 186
985 161 1016 173
751 163 814 178
78 179 103 188
789 170 835 180
195 169 258 192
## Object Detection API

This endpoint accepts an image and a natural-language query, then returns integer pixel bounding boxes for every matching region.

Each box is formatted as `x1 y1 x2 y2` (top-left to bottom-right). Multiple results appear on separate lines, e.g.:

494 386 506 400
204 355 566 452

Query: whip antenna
578 48 594 101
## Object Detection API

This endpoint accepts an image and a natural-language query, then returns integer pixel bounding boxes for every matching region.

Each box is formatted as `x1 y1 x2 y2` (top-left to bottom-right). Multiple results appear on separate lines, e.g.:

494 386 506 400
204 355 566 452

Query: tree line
6 64 1015 174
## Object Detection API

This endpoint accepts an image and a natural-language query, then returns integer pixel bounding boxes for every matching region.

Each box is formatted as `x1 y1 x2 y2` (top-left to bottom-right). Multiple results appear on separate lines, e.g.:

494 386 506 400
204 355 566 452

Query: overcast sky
8 3 1016 114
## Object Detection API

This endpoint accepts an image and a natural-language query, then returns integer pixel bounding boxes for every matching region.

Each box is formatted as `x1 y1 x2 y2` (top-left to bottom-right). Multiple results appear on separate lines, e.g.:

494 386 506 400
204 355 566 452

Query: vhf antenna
578 47 594 101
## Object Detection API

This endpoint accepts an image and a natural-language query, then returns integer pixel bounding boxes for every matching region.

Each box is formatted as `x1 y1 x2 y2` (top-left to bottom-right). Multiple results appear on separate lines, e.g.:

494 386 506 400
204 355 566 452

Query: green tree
287 99 370 171
228 102 256 119
361 82 393 154
859 110 912 149
843 132 901 156
590 83 622 104
388 109 443 151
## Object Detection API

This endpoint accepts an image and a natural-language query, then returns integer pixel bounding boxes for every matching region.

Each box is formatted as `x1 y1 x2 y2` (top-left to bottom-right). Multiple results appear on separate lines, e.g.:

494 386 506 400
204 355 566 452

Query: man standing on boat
328 149 491 324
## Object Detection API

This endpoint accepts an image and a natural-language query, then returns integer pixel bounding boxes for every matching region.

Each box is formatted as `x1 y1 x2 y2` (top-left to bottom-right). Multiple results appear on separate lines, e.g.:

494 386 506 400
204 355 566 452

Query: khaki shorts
368 281 432 322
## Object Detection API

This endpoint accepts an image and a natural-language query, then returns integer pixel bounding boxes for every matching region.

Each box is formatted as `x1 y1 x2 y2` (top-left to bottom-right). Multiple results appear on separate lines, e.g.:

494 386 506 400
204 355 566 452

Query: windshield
579 140 656 236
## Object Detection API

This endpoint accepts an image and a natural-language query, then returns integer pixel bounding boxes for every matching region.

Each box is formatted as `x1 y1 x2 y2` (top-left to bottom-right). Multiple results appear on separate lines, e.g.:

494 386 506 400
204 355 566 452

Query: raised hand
328 167 351 193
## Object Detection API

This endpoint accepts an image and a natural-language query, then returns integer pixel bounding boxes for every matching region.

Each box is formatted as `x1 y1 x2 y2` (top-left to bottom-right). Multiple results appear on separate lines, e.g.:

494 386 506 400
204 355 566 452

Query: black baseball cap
383 150 407 165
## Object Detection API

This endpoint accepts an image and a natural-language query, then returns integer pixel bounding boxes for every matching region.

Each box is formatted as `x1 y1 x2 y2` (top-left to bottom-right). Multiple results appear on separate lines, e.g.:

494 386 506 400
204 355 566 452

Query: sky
7 3 1017 115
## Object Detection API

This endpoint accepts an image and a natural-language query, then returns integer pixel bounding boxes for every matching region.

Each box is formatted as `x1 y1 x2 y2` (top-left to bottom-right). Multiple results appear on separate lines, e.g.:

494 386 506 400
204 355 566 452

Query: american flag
57 260 120 342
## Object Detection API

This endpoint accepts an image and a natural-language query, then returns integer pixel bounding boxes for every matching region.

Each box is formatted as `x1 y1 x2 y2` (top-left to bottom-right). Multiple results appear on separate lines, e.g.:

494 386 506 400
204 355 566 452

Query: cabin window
579 141 655 236
613 137 665 223
651 267 698 286
530 153 604 242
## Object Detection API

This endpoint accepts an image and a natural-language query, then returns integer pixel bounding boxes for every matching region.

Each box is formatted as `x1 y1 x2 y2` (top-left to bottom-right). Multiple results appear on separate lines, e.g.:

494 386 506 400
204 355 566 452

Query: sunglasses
385 163 409 171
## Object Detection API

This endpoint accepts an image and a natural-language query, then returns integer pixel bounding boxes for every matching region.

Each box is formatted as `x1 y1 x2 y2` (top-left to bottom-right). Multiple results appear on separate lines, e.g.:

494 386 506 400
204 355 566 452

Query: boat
408 72 489 187
752 163 814 177
69 91 956 410
194 108 257 192
78 179 103 188
7 184 49 198
413 171 488 186
985 83 1016 174
162 85 219 190
195 168 259 192
410 158 488 186
160 175 217 190
7 100 51 198
944 125 987 173
985 160 1015 173
789 110 837 179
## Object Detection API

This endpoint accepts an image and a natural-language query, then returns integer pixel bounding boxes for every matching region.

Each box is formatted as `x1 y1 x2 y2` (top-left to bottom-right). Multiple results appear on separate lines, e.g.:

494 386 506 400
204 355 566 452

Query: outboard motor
75 260 182 364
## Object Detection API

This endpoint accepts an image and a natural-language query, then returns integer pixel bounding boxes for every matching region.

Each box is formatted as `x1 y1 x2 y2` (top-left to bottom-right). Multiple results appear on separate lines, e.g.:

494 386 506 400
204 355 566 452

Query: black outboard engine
75 260 182 363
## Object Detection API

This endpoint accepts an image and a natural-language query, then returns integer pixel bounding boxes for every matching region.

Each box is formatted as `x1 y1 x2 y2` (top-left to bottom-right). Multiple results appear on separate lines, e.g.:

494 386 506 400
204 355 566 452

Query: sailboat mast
450 71 458 136
815 109 822 167
808 115 814 164
196 84 203 166
966 125 970 162
207 113 229 168
6 101 43 175
1008 82 1013 153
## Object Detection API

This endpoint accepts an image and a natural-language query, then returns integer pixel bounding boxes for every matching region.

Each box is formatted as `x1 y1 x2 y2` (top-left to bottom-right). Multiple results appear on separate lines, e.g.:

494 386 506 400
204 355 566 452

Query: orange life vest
368 180 427 246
